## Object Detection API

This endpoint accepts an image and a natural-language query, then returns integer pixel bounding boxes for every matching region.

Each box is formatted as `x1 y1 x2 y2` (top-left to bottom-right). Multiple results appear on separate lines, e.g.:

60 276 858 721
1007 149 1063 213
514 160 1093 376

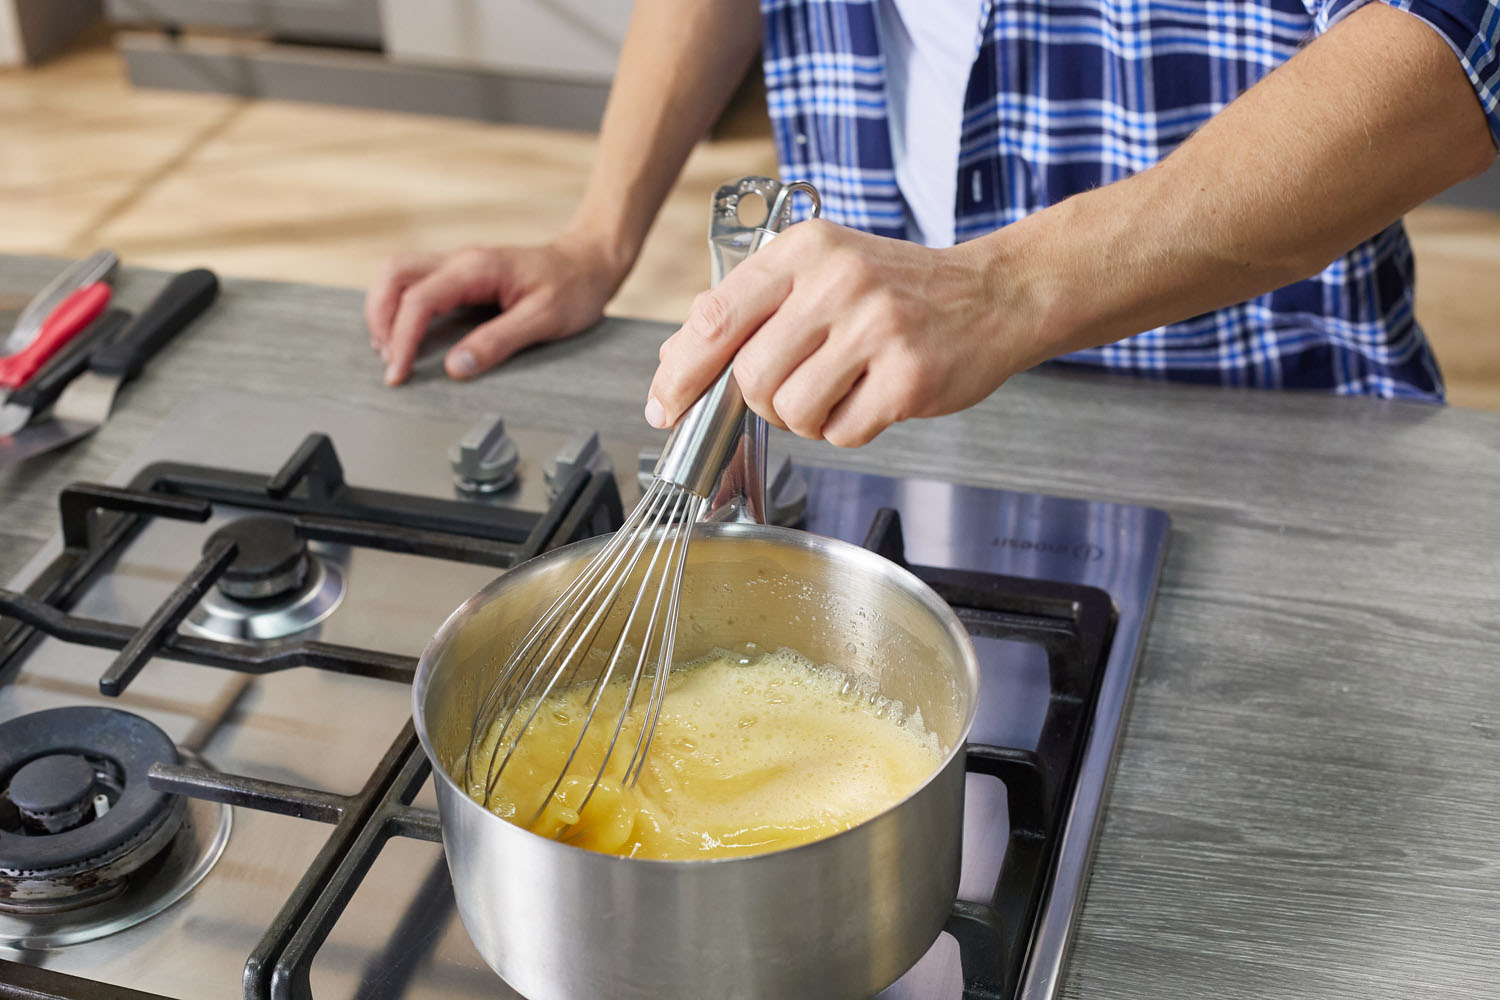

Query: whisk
464 178 822 830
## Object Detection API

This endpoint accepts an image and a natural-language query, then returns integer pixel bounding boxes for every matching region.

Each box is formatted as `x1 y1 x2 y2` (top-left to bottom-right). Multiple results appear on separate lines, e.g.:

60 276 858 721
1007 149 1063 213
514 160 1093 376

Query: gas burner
8 754 106 836
0 791 229 951
209 516 310 600
0 708 230 949
185 517 344 642
0 709 199 920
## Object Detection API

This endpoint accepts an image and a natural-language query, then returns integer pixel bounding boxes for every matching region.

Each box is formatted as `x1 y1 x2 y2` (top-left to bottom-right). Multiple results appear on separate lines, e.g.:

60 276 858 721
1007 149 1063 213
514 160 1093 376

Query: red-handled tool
0 282 112 390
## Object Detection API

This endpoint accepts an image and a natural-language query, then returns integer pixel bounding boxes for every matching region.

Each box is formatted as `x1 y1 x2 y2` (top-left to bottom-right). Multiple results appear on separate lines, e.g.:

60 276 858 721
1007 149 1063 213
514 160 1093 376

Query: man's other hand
365 236 626 386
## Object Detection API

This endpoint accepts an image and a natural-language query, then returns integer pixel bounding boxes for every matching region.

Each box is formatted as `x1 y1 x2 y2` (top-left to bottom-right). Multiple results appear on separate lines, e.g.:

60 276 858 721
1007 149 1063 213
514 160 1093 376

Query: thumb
444 298 555 379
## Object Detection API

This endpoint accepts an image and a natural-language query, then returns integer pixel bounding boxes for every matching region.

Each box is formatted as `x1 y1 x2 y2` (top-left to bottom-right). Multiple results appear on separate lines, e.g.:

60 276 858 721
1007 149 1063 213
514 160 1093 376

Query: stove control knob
451 413 519 493
768 455 809 526
545 430 610 497
637 447 661 493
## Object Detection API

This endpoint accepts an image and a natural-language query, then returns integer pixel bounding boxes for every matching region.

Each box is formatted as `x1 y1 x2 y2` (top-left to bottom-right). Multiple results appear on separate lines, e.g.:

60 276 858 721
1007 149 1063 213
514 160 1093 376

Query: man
366 0 1498 447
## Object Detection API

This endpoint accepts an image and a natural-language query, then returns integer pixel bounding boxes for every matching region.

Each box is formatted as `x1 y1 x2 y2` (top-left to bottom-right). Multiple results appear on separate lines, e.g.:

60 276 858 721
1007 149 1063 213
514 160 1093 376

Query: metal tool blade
0 401 33 437
8 367 138 465
0 416 95 467
0 371 120 468
50 371 119 426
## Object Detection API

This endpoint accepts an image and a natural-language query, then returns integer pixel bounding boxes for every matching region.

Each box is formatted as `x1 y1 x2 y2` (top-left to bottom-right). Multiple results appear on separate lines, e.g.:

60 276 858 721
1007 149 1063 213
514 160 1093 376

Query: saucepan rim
412 520 980 867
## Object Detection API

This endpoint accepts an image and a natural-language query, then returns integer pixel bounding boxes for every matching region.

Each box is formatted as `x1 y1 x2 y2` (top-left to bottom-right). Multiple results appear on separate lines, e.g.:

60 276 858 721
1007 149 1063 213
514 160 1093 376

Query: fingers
383 258 497 386
727 298 832 431
365 252 442 356
769 344 868 439
819 370 901 448
369 239 623 386
645 252 795 428
444 296 555 380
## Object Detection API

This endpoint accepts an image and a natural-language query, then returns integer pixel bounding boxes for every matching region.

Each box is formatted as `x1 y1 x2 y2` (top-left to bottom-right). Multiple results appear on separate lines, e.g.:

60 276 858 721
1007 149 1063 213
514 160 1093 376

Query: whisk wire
624 490 703 787
567 485 703 819
480 479 681 803
463 485 669 790
523 481 694 824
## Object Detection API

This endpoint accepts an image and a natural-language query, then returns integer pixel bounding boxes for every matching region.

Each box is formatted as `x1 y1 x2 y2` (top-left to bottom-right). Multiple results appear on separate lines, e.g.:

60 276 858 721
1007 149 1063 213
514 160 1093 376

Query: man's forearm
983 2 1496 368
564 0 763 279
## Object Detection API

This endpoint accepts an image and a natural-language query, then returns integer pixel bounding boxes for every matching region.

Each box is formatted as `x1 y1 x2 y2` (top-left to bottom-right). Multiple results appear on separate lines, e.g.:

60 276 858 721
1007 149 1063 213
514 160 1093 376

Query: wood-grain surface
1 257 1498 998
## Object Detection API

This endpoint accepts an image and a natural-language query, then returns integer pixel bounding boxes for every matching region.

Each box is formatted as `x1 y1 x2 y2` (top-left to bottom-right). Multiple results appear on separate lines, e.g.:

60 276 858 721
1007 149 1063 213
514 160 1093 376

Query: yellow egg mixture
461 647 941 859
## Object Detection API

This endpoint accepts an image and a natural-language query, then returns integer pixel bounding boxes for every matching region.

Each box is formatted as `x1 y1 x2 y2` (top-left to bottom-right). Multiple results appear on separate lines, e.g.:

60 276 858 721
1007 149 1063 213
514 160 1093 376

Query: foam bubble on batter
463 645 943 859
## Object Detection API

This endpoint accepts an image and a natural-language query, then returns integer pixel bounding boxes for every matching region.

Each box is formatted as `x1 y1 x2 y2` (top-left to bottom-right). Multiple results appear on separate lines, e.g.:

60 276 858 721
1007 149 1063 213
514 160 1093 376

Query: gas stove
0 390 1167 1000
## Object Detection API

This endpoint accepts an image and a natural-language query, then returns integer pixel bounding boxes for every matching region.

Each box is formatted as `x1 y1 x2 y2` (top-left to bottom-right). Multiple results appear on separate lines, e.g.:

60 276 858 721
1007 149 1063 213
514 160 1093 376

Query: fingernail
644 396 666 428
447 349 477 379
384 361 400 386
379 345 389 363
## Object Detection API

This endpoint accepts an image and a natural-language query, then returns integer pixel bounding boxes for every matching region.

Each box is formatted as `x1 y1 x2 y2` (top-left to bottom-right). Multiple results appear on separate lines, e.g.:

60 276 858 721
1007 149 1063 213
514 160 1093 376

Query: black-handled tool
0 309 133 436
0 268 220 467
89 269 218 382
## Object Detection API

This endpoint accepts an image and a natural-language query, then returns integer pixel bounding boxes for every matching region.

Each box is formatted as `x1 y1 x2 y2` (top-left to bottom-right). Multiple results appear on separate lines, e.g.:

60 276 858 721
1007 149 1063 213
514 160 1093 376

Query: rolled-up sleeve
1317 0 1500 150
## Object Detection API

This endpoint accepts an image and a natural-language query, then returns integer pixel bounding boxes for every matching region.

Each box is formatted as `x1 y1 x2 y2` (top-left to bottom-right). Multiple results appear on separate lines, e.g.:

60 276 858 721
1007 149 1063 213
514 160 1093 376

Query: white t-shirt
872 0 985 248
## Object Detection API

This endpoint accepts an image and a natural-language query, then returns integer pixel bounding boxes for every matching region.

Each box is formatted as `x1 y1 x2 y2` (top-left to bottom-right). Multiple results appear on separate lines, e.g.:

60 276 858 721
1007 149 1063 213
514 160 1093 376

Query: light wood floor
4 39 1499 410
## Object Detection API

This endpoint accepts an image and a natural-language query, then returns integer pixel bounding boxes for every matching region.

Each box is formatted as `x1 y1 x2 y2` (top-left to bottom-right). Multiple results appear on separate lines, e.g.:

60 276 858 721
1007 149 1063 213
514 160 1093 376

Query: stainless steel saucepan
413 522 979 999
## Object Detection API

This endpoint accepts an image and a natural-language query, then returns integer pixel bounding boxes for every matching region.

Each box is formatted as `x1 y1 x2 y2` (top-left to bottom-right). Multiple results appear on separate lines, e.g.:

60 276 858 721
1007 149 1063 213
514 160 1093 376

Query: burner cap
208 517 309 600
8 754 98 834
0 707 184 912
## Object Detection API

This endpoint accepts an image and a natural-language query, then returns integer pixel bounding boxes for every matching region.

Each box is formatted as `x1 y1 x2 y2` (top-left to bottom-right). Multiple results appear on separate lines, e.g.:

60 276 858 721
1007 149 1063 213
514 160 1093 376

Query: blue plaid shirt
761 0 1500 401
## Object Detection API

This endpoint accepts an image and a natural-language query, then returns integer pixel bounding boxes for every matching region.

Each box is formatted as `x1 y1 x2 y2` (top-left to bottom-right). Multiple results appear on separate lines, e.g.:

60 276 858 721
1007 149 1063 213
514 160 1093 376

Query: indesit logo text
991 537 1105 562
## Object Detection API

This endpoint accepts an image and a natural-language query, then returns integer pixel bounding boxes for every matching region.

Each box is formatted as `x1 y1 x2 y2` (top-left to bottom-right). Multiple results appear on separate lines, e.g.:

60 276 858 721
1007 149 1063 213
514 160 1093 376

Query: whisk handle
653 365 750 499
655 222 782 502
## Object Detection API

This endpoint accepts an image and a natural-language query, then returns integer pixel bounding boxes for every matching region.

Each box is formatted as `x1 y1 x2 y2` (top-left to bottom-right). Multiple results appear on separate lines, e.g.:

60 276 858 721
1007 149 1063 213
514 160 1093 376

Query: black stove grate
0 435 1114 1000
0 433 623 687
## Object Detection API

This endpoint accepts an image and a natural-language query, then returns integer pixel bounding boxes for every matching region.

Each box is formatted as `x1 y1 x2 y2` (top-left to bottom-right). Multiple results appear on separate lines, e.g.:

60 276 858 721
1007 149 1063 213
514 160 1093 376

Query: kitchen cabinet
103 0 382 46
107 0 621 129
380 0 631 83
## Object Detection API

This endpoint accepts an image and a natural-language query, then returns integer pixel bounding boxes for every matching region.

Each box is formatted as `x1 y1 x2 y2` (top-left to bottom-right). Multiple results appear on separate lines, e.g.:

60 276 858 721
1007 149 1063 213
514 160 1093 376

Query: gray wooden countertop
2 256 1497 998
